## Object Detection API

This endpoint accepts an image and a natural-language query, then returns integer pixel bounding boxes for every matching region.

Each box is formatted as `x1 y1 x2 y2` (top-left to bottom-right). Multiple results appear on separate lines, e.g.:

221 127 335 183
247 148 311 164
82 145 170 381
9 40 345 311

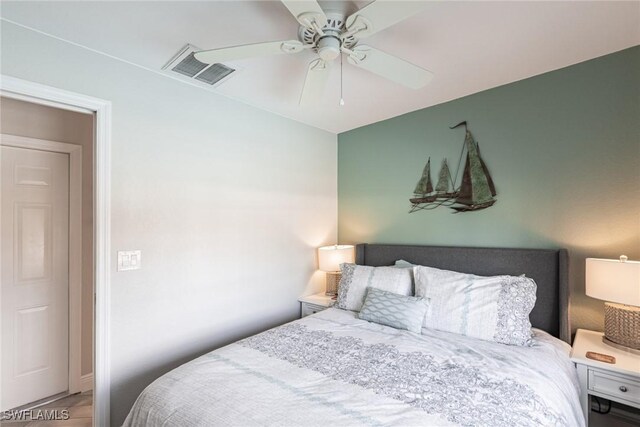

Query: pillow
413 265 537 346
393 260 416 293
394 259 415 268
358 288 429 333
397 260 527 276
337 263 413 312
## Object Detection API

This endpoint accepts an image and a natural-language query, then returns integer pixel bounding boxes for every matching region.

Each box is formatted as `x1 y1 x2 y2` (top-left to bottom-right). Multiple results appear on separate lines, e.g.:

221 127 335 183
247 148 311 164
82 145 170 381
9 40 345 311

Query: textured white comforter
124 308 584 426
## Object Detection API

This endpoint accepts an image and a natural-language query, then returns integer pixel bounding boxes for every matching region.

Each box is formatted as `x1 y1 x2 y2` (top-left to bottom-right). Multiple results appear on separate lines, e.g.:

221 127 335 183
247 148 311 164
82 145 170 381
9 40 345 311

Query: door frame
0 75 112 426
0 134 84 396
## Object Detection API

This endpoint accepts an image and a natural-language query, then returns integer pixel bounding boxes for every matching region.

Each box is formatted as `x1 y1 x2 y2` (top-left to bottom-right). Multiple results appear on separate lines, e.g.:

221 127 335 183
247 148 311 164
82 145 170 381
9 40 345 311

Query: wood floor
1 391 92 427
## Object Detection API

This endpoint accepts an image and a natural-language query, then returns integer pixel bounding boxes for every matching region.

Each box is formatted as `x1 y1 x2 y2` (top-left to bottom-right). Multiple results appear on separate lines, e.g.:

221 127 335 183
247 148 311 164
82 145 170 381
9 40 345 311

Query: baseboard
79 373 93 392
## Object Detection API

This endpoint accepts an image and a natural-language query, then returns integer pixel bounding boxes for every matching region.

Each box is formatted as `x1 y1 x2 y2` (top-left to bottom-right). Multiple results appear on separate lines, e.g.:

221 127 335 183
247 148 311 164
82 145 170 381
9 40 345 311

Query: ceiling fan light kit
316 33 342 62
193 0 434 105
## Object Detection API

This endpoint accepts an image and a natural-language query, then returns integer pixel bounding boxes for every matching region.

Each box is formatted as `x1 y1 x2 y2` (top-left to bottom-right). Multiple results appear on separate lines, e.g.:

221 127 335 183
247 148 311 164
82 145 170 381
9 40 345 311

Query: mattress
124 308 584 426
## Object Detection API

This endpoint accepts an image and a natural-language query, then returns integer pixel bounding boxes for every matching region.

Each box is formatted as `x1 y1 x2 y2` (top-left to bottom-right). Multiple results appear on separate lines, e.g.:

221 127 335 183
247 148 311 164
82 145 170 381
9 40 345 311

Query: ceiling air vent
162 44 237 88
195 63 234 85
172 53 208 78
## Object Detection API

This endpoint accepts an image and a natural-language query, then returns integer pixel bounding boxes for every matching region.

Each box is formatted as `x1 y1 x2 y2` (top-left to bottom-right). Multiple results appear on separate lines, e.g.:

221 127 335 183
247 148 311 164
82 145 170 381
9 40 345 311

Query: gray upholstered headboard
355 244 570 343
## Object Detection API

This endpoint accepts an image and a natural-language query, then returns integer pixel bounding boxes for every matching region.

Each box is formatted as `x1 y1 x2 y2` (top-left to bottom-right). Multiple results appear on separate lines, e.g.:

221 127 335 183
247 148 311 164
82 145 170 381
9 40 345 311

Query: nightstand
298 292 335 318
571 329 640 425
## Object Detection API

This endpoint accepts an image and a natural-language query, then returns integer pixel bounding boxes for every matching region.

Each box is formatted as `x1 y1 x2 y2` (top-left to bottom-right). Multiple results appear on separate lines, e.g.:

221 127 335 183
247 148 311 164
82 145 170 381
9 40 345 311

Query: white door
1 145 69 410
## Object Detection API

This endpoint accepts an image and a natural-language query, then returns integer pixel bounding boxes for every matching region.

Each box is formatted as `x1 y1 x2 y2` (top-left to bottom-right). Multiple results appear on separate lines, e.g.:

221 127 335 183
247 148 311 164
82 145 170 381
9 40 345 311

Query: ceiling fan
194 0 433 105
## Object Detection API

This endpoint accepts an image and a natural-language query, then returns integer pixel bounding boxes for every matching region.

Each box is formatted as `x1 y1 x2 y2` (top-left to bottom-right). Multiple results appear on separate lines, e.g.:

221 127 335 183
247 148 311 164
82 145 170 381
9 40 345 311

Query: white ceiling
2 1 639 134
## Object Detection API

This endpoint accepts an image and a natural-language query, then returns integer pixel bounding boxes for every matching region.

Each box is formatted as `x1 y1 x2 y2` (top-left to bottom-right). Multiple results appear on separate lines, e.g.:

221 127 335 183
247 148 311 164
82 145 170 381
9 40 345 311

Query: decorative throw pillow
358 288 429 333
337 264 413 312
413 265 537 346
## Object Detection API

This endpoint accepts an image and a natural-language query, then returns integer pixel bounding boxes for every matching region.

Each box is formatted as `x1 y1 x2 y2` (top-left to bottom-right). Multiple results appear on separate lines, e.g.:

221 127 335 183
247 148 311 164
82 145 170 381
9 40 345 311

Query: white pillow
413 265 536 346
337 264 413 312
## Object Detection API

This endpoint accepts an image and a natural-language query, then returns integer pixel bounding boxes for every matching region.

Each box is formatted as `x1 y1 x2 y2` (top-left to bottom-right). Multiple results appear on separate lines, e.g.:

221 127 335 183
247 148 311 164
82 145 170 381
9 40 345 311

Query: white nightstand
571 329 640 425
298 293 335 318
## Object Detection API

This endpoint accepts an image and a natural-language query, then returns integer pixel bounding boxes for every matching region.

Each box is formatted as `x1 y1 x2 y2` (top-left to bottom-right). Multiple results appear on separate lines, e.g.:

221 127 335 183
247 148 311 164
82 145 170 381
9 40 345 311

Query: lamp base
603 302 640 351
325 271 341 296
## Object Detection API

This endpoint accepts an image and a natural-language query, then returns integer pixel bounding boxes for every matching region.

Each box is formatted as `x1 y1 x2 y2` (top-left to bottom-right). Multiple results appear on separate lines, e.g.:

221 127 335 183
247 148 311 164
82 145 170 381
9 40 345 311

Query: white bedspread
124 308 584 426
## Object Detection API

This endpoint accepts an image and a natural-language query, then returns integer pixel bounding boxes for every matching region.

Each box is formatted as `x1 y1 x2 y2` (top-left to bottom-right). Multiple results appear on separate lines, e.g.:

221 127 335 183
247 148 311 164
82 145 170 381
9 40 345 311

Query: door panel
16 305 50 376
1 145 69 410
17 204 52 282
15 165 52 187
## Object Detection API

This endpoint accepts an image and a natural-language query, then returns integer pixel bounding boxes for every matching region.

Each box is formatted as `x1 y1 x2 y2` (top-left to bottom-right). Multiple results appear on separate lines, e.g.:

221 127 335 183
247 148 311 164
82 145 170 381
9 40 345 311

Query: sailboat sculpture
409 122 496 213
412 158 436 202
410 159 456 206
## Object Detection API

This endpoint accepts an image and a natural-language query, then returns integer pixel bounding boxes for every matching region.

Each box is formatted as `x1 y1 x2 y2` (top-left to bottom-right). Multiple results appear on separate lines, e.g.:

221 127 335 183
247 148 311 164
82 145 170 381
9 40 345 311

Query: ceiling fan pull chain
340 52 345 106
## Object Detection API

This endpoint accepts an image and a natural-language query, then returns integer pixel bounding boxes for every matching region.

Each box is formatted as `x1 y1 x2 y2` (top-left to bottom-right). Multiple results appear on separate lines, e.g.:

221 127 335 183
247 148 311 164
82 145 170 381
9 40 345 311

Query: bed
124 244 583 427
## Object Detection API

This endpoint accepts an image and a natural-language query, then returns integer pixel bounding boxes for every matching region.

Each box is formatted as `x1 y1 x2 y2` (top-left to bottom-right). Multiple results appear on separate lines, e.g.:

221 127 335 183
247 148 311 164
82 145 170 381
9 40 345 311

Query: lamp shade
318 245 354 272
586 256 640 306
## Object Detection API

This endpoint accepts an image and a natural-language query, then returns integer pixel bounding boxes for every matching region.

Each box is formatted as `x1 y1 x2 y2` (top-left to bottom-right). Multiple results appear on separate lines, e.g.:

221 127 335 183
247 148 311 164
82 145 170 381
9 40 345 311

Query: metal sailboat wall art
409 122 497 213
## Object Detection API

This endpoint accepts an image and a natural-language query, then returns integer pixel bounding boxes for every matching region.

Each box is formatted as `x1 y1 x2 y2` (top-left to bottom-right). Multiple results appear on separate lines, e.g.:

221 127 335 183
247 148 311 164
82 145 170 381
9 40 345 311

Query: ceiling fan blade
194 40 303 64
347 45 433 89
299 59 330 105
345 1 430 38
280 0 328 28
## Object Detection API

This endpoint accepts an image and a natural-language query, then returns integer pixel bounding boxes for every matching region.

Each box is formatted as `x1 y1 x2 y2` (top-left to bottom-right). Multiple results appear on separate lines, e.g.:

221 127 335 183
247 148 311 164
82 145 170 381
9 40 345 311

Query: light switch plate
117 250 142 271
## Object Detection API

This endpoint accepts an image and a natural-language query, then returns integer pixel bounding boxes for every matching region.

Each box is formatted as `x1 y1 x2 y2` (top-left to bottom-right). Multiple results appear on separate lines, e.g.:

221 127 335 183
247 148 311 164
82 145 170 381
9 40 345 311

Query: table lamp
318 245 354 296
586 255 640 351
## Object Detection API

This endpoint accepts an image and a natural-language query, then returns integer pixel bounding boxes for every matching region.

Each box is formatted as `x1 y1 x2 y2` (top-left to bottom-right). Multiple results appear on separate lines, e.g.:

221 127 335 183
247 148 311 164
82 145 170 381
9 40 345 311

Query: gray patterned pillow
413 265 536 346
394 259 415 268
337 264 413 312
358 288 429 333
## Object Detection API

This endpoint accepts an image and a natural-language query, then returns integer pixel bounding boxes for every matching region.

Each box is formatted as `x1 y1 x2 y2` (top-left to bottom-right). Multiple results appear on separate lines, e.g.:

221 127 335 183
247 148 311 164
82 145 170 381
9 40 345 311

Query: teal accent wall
338 46 640 332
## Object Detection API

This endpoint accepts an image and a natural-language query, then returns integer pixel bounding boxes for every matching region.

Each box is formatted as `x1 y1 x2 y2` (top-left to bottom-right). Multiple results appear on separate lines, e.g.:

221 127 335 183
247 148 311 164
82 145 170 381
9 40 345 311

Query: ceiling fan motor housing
299 12 358 61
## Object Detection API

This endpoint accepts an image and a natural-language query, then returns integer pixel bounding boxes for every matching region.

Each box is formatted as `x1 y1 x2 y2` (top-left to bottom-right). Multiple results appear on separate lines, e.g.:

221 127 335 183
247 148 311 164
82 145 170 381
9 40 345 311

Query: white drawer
301 302 326 317
588 368 640 405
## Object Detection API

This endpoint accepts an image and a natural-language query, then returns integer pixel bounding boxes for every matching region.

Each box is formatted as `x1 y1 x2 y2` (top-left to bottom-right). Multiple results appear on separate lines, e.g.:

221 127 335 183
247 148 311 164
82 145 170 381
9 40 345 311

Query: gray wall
2 22 337 425
338 46 640 333
1 97 95 377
